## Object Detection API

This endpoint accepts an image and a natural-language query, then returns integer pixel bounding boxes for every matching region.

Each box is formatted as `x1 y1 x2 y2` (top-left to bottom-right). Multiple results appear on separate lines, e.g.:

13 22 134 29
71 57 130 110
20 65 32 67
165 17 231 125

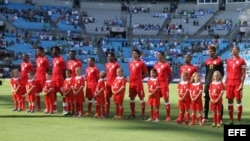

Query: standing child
189 72 203 126
112 68 126 120
25 71 37 113
10 69 26 112
176 72 191 125
73 66 85 117
43 71 55 114
94 71 106 118
209 71 225 128
146 68 161 122
62 69 74 116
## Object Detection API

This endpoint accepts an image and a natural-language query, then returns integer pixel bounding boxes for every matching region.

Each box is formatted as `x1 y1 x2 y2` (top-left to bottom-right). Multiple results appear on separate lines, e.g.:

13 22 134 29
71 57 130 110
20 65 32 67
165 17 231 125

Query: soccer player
35 47 50 111
85 57 99 116
67 50 82 77
128 49 148 119
176 72 191 125
10 69 26 112
20 54 34 110
146 68 161 122
20 54 34 84
179 54 198 81
25 71 37 113
94 71 106 118
73 66 85 117
189 72 203 126
105 52 120 117
209 71 225 128
62 69 74 116
153 51 172 121
43 71 55 114
225 46 246 125
203 44 224 124
51 46 66 113
112 68 126 120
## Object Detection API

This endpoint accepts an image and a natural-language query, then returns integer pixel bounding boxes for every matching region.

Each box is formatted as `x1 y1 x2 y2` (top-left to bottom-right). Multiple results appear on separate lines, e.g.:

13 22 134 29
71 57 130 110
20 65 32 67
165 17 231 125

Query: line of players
9 45 246 126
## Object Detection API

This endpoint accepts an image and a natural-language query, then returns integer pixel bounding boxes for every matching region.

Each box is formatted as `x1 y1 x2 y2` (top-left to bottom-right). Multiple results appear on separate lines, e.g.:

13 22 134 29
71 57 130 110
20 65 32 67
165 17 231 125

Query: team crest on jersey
213 60 217 64
236 60 239 64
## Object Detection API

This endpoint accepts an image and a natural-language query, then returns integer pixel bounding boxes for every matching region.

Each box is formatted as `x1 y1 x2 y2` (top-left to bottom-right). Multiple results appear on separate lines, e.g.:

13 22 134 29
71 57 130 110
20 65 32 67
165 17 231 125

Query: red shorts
85 86 96 99
159 82 169 100
113 92 125 104
12 93 21 101
65 92 74 103
53 79 64 94
36 79 45 93
129 83 145 99
96 94 105 106
27 93 36 103
210 100 222 112
148 95 160 106
178 99 190 110
226 79 242 100
105 84 113 99
191 99 203 111
74 92 85 103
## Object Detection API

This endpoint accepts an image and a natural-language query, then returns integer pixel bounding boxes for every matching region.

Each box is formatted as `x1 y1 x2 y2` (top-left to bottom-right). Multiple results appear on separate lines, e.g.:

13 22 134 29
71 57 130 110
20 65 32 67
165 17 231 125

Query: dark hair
46 70 52 75
37 47 44 52
150 68 158 76
65 69 72 74
108 52 115 57
132 48 141 57
158 51 165 56
51 46 61 52
89 57 95 62
70 50 76 54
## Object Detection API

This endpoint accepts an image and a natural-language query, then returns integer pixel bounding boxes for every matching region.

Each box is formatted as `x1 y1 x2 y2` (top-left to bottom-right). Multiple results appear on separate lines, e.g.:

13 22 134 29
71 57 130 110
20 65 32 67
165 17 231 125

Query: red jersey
209 81 225 101
190 82 203 99
95 78 105 104
112 76 126 95
96 79 105 94
147 77 160 97
179 63 197 81
10 77 26 95
106 61 120 85
20 61 34 83
52 56 66 81
226 56 246 80
43 80 55 95
36 56 49 81
85 66 99 87
73 75 85 93
177 81 190 99
67 59 82 77
129 59 148 84
63 77 73 94
26 79 37 95
154 61 172 83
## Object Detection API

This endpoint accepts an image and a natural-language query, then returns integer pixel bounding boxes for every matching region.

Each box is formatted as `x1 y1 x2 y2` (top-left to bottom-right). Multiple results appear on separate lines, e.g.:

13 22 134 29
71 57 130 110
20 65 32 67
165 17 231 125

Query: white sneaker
202 118 208 123
145 118 152 122
154 119 160 122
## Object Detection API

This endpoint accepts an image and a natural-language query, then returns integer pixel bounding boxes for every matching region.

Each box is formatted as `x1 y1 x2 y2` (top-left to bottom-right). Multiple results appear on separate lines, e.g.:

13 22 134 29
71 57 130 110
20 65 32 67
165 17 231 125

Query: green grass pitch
1 79 250 141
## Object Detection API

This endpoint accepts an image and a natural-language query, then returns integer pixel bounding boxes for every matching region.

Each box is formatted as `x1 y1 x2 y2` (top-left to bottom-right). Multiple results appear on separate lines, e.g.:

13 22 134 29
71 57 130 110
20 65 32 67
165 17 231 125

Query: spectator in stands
153 51 172 121
127 49 148 119
203 45 224 124
225 46 246 125
105 52 120 117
